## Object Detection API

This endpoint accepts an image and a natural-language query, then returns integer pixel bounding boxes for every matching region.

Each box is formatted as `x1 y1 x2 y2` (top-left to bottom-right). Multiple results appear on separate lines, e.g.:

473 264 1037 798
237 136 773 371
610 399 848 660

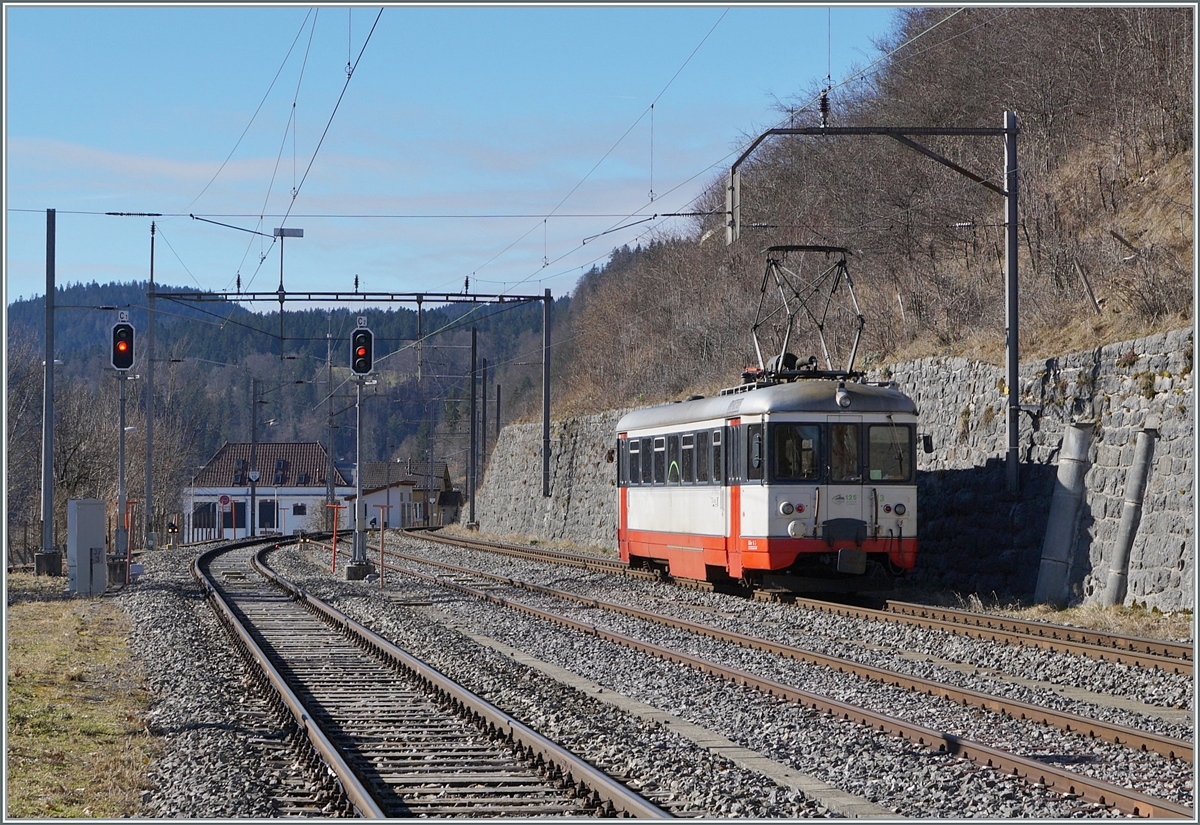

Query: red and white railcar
616 377 920 589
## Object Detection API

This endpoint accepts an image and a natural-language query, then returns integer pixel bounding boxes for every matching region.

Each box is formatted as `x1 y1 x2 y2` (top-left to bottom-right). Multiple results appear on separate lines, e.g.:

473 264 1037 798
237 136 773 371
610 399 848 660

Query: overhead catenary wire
179 9 315 217
481 7 973 299
449 7 730 296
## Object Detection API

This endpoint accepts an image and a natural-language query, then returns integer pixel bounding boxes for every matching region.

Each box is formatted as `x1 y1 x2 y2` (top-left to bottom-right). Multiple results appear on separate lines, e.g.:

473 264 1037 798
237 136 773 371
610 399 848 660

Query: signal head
111 322 135 370
350 328 374 375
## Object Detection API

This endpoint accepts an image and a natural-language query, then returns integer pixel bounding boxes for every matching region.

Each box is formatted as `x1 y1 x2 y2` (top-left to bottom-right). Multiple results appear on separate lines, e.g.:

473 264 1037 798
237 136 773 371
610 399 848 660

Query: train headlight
787 520 804 538
883 504 892 513
794 503 804 513
836 382 852 408
893 502 906 516
779 501 795 516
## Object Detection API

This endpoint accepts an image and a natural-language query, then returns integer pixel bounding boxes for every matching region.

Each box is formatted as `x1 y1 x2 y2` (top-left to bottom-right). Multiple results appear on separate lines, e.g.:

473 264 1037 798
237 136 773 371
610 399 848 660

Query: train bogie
616 378 921 591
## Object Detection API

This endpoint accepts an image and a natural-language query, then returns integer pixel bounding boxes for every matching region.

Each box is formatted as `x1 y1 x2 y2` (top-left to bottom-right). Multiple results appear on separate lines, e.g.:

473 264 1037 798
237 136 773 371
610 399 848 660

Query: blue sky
5 4 898 307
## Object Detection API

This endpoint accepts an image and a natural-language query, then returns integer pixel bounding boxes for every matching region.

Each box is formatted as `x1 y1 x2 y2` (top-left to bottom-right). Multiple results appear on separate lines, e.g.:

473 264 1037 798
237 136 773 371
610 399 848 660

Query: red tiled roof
192 442 348 488
359 460 450 491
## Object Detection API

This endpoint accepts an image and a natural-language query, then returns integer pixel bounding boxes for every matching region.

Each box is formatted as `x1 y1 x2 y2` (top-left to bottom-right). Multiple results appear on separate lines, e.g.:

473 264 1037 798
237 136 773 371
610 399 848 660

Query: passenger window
712 430 723 483
696 431 710 482
772 424 820 481
868 424 913 481
627 440 640 486
830 423 860 483
641 438 653 484
746 423 764 481
653 437 666 484
667 435 681 484
681 434 694 484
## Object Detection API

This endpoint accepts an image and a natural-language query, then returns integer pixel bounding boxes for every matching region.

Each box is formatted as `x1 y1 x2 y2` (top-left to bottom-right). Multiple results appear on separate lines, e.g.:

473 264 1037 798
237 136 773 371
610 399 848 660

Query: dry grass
898 585 1194 642
6 573 160 818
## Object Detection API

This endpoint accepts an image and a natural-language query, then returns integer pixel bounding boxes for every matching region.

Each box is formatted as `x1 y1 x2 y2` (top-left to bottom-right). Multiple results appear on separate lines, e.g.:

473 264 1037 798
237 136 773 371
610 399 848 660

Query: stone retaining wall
475 328 1193 610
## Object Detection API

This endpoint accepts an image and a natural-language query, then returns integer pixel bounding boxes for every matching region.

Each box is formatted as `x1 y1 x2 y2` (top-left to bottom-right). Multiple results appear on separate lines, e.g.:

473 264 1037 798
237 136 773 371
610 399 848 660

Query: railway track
193 538 673 818
417 530 1194 676
316 532 1192 819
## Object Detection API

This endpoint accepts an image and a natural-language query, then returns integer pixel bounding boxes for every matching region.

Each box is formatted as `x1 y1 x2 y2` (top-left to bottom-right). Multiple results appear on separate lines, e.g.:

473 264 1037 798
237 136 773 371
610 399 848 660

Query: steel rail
257 548 673 819
882 599 1194 662
360 547 1192 819
382 546 1191 763
193 539 386 818
789 596 1193 676
416 531 1193 674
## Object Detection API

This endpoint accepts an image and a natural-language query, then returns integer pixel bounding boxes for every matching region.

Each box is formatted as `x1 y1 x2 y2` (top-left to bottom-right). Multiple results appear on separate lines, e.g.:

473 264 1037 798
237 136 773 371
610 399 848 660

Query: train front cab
735 413 918 587
617 408 919 588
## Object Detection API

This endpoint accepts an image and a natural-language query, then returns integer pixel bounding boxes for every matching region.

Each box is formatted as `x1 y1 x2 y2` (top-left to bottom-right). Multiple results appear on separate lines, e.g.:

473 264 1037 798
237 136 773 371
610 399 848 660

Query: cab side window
746 423 764 481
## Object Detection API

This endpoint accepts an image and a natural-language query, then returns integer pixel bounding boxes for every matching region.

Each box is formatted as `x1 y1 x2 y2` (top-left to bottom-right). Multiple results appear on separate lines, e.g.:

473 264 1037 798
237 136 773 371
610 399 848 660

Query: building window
259 501 276 530
193 502 217 529
292 503 307 516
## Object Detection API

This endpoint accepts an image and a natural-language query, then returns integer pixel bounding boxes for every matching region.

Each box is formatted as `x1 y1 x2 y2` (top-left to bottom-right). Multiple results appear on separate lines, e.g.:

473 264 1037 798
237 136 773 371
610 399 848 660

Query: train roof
617 379 917 432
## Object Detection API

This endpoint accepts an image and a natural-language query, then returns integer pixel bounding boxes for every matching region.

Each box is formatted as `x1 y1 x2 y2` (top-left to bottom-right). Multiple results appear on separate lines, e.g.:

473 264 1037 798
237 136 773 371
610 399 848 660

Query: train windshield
771 423 820 481
868 423 913 482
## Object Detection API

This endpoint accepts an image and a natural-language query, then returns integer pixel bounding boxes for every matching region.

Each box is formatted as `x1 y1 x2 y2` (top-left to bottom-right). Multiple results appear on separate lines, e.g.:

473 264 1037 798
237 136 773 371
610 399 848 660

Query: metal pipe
469 327 477 524
145 222 156 551
250 378 258 536
1103 417 1160 608
1004 110 1020 494
472 359 482 465
1034 421 1094 605
41 208 55 557
116 376 128 560
353 378 365 563
542 289 551 498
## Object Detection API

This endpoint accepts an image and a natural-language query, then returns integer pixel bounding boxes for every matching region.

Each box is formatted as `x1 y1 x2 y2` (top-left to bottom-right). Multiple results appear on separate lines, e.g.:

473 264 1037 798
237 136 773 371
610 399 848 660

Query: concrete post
1034 421 1094 604
1102 416 1160 608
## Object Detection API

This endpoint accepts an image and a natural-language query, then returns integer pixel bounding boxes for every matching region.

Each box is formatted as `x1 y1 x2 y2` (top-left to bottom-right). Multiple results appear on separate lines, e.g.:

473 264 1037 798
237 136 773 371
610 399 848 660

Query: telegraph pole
40 209 56 562
249 378 259 536
325 314 335 530
145 222 156 551
116 374 128 559
542 289 552 497
469 327 477 525
481 358 488 463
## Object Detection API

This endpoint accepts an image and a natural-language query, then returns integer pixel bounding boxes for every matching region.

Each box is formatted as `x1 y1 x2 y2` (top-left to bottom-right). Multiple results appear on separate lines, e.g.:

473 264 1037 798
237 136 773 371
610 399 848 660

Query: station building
185 442 353 542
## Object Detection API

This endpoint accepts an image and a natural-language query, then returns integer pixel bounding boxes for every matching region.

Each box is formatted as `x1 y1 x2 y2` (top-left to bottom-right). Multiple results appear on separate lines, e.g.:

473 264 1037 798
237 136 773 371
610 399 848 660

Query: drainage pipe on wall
1034 421 1095 605
1101 415 1160 608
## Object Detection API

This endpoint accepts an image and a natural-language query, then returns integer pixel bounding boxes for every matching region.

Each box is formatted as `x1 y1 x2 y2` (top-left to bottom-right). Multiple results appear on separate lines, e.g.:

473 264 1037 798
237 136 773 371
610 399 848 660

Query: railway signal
351 328 374 375
111 322 135 370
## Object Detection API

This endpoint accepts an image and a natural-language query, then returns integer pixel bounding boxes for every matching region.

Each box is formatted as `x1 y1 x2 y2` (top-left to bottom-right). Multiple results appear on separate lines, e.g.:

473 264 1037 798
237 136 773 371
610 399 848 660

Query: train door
824 416 864 526
724 419 742 578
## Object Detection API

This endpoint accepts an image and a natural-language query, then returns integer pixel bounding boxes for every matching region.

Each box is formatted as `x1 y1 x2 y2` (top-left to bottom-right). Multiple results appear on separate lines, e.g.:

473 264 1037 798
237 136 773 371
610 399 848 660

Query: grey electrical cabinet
68 499 107 597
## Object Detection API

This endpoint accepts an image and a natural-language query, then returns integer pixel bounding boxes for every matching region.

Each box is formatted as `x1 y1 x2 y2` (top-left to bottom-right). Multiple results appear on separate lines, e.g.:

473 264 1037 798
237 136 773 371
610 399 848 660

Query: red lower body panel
620 527 917 580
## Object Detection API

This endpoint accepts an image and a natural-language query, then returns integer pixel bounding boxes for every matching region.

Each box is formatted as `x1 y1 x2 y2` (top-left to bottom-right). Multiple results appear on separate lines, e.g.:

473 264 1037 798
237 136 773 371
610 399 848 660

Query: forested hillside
7 283 562 543
557 7 1193 410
